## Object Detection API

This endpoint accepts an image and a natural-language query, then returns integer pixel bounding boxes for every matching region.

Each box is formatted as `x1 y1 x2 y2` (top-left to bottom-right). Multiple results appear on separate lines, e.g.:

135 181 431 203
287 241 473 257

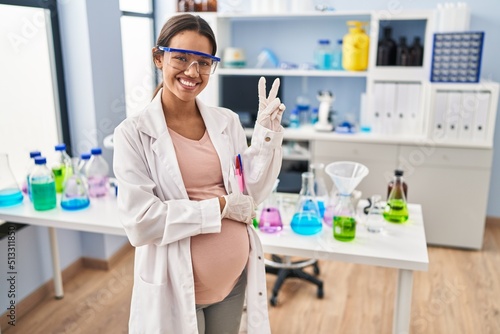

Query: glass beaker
364 195 386 233
259 179 283 233
310 162 329 218
325 161 369 242
383 171 409 223
290 172 322 235
0 153 24 207
61 158 90 211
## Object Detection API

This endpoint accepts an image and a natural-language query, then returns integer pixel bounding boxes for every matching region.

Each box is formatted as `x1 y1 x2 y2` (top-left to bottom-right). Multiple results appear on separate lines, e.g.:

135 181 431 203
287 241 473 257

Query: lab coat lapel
137 91 188 199
197 98 232 192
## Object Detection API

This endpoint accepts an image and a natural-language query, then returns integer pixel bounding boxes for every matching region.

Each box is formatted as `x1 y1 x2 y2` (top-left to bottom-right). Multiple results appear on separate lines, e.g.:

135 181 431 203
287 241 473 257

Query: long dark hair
152 14 217 98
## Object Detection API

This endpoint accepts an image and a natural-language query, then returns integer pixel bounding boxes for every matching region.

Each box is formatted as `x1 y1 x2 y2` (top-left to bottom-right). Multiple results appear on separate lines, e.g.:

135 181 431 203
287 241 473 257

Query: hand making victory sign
256 77 286 131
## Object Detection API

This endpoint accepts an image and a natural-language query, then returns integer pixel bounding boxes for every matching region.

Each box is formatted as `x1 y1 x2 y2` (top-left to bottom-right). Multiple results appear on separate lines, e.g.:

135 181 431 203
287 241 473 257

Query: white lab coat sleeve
239 122 284 206
113 122 221 248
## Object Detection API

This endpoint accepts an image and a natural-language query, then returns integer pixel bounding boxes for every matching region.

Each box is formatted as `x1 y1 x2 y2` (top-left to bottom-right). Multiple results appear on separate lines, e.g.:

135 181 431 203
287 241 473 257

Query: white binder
394 83 408 135
458 92 475 141
472 92 491 142
372 83 385 134
383 83 397 134
433 91 448 139
407 83 422 135
445 92 461 140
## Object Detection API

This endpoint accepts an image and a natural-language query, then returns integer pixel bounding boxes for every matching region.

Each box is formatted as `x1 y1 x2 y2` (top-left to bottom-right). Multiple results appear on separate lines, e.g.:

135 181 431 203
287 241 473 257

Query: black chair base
265 255 324 306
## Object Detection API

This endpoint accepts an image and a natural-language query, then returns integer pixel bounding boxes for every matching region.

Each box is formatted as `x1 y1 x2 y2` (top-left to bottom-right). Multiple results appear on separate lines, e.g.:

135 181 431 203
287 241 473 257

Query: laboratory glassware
22 150 41 201
259 179 283 233
384 170 409 223
325 161 369 241
310 162 329 218
331 39 343 70
85 147 109 197
30 156 57 211
396 37 410 66
342 21 369 71
409 36 424 66
314 39 333 70
376 27 397 66
61 158 90 211
364 195 386 233
0 153 24 207
290 172 323 235
387 169 408 200
78 152 91 174
52 143 73 194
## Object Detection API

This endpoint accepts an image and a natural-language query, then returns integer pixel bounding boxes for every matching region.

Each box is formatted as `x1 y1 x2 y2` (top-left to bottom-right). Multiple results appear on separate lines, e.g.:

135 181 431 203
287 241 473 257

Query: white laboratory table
0 194 428 334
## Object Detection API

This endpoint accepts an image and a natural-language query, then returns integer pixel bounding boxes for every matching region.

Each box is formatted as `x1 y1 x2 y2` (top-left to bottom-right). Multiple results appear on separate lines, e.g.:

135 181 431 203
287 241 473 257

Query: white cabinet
312 141 398 198
397 145 493 249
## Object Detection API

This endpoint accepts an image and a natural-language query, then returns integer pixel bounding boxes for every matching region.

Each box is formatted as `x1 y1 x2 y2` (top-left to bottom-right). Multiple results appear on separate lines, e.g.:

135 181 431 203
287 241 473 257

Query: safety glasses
158 46 220 75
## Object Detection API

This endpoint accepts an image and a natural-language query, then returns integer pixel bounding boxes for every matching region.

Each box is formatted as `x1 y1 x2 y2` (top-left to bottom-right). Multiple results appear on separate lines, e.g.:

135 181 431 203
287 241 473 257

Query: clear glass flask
259 179 283 233
61 158 90 211
52 143 73 194
310 162 329 218
325 161 369 241
290 172 322 235
0 153 24 207
364 195 386 233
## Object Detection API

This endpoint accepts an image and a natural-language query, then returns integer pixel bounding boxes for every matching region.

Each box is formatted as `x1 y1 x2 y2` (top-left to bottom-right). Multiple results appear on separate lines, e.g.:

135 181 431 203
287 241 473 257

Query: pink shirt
168 128 249 304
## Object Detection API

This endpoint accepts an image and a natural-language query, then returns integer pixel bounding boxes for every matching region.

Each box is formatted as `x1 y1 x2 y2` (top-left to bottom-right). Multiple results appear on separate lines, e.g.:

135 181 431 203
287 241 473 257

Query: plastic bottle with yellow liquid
342 21 370 71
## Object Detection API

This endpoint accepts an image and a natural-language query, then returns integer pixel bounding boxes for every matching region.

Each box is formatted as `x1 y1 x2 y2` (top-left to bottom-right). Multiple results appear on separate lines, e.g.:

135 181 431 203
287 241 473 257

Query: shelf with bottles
368 10 435 81
217 68 367 77
214 12 371 77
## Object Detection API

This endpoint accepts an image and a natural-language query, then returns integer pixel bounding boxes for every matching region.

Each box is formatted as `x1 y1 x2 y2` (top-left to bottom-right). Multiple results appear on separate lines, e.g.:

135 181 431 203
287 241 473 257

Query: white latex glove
221 192 257 225
256 77 286 131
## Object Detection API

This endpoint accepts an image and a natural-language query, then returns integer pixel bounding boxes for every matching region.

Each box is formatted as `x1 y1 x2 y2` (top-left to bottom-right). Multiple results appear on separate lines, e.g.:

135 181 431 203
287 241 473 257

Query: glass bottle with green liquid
52 143 73 193
30 156 57 211
383 170 409 223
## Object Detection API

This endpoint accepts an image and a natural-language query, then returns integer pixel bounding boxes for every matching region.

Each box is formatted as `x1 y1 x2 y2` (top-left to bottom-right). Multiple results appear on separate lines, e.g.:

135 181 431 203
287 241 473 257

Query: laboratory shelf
217 68 367 78
216 11 371 20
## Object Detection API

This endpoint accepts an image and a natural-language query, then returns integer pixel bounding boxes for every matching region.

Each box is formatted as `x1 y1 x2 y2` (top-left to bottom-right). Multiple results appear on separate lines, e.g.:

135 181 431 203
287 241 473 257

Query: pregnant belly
191 218 249 302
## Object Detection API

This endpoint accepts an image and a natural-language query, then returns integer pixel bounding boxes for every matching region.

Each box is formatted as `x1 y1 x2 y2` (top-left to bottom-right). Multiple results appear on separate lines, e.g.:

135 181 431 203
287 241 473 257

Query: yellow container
342 21 370 71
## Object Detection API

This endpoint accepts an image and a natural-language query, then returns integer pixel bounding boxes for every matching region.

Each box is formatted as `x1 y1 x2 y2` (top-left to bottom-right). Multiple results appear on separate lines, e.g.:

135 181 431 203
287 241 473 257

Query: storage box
430 32 484 83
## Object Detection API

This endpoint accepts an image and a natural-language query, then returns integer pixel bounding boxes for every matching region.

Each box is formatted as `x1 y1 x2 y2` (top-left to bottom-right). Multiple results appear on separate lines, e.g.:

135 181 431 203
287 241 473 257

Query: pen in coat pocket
235 154 244 193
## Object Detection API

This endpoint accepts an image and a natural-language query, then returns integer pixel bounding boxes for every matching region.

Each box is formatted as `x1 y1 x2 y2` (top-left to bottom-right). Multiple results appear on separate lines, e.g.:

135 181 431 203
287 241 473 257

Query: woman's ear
152 47 163 69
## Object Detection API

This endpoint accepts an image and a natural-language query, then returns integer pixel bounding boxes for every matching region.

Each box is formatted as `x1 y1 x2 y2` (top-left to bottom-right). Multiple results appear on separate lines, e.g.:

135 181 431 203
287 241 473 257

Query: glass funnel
325 161 369 241
259 179 283 233
290 172 322 235
61 158 90 211
0 153 24 207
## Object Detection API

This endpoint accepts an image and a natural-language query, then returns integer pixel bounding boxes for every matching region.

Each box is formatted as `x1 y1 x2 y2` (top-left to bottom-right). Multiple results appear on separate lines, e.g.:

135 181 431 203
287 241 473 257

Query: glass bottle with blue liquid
61 158 90 210
290 172 323 235
0 153 24 207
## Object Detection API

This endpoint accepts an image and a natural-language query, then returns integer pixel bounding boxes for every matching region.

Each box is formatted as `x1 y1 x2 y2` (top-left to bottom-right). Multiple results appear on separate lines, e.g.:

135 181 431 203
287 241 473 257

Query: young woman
113 14 285 334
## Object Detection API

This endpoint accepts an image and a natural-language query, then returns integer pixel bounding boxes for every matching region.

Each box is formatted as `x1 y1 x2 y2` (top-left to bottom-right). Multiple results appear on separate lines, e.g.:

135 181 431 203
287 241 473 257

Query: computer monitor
221 75 283 128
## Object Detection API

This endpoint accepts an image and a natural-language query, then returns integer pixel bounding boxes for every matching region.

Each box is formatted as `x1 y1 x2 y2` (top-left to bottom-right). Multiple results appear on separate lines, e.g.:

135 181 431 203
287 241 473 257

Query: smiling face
154 30 212 104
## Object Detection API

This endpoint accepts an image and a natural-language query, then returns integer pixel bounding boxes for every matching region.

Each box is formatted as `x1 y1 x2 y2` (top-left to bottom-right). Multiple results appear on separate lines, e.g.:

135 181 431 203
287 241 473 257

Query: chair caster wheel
317 288 324 299
270 296 278 306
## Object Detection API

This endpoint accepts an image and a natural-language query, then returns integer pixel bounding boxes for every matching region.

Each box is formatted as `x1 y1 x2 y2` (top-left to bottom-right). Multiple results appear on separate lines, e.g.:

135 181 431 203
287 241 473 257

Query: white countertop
0 194 428 272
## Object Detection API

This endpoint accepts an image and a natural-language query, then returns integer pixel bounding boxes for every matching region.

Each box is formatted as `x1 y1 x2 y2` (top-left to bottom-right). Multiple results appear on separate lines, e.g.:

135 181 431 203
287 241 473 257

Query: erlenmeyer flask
61 158 90 211
310 162 329 218
259 179 283 233
364 195 386 233
0 153 24 207
290 172 322 235
383 171 409 223
325 161 369 241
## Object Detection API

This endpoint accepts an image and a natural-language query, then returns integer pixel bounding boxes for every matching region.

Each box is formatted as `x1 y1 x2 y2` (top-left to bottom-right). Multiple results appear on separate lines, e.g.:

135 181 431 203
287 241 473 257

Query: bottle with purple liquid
85 147 109 198
259 179 283 233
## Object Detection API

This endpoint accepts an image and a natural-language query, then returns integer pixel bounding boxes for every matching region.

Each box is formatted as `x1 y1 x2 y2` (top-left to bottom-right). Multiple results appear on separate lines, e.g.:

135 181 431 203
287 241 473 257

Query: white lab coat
113 90 283 334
